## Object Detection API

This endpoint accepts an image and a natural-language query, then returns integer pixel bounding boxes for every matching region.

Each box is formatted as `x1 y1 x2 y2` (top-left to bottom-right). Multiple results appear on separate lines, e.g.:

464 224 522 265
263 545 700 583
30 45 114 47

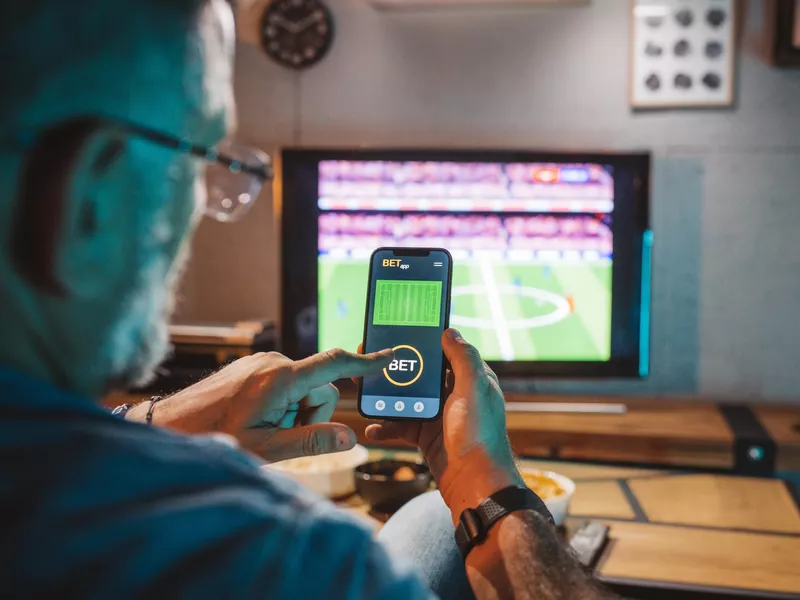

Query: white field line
478 258 515 361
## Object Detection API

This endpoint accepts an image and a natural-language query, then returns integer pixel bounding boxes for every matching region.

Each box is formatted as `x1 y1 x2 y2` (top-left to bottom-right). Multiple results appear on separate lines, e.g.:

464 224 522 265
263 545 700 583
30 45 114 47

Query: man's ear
54 125 134 301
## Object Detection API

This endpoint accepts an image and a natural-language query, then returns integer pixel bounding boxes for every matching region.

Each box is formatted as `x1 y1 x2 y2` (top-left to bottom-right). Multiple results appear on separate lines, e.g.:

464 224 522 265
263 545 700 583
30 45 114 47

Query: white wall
179 0 800 401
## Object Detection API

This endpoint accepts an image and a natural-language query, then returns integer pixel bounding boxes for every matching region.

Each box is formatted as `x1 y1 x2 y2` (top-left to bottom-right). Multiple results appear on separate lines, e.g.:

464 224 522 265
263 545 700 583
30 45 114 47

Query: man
0 1 614 598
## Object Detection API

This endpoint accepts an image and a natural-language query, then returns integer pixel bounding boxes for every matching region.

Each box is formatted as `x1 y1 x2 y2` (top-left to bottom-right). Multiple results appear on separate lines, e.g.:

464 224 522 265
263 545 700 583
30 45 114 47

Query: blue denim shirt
0 367 432 599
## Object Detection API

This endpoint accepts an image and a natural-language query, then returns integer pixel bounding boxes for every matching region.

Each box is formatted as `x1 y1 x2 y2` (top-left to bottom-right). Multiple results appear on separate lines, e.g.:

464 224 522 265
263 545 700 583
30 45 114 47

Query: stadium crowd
318 213 612 255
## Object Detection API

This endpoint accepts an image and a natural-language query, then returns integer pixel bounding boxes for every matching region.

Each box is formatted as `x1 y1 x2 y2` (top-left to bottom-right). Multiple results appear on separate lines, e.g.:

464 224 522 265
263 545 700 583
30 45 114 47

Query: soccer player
513 276 524 298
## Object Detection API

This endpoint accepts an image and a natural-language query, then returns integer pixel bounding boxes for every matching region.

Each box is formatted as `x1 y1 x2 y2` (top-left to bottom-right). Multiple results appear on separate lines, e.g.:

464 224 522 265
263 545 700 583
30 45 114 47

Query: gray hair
0 0 209 135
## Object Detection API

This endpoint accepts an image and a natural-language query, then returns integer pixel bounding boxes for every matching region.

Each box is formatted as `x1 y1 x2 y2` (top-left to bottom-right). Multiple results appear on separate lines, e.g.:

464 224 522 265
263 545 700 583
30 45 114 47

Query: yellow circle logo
383 344 424 387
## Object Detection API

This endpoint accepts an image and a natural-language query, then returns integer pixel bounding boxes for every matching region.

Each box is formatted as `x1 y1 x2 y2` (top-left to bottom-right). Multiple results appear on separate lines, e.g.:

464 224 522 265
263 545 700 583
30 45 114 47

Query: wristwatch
454 485 555 560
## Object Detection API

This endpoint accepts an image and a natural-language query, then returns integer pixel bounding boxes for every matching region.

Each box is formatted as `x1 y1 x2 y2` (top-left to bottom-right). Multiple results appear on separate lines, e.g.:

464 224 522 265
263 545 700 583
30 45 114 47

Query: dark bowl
354 460 433 515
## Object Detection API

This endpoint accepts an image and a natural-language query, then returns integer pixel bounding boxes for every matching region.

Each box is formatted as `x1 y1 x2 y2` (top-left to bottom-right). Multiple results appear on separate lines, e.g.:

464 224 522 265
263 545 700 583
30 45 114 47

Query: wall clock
261 0 334 70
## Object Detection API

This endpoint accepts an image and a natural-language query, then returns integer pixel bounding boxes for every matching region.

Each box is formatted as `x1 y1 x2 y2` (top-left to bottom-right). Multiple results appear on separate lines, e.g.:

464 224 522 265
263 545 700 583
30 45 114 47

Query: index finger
290 348 394 400
351 343 364 385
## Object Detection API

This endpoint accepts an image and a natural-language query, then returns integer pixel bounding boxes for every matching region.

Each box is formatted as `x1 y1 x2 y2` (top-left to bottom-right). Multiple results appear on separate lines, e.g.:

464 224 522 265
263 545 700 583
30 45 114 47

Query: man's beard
107 244 190 390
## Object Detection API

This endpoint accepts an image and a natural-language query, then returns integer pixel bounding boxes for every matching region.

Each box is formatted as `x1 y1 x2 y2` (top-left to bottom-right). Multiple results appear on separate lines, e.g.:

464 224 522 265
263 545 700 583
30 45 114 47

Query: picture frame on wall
630 0 737 108
744 0 800 67
795 0 800 47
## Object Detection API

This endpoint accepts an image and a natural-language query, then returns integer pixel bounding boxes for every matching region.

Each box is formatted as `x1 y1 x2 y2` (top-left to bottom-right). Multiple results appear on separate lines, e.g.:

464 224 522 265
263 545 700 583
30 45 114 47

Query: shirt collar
0 364 105 416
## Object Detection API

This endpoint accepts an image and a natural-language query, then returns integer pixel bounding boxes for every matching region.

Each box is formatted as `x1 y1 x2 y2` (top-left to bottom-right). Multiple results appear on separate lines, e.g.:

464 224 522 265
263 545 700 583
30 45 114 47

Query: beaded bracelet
146 396 163 426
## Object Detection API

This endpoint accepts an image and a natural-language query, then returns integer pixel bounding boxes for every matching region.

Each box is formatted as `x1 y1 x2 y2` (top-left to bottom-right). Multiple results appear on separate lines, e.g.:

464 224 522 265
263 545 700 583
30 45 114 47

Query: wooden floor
597 522 800 596
338 451 800 597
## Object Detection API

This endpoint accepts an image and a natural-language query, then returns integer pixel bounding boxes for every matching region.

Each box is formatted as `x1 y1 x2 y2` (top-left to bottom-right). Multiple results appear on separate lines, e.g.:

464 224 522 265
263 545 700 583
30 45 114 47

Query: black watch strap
454 485 555 560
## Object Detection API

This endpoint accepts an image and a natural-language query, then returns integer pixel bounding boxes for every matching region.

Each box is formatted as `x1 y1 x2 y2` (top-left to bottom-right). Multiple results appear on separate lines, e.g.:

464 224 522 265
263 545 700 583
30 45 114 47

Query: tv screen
282 150 650 379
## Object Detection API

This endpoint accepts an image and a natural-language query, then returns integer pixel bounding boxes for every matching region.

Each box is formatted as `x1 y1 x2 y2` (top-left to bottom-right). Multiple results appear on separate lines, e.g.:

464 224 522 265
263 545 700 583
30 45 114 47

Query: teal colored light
639 229 653 377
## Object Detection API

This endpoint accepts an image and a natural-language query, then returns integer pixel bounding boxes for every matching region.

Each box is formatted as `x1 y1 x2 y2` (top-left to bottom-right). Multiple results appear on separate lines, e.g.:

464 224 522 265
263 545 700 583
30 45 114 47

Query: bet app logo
384 345 424 387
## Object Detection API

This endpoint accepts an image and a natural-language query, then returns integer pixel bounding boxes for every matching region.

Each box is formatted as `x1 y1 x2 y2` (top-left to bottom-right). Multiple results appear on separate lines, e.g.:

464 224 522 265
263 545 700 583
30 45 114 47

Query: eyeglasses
9 116 273 223
130 122 273 223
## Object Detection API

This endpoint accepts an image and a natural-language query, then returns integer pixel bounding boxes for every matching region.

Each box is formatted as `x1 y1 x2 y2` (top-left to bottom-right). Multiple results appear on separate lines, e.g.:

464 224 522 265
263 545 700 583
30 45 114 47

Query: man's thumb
257 423 357 463
441 328 483 387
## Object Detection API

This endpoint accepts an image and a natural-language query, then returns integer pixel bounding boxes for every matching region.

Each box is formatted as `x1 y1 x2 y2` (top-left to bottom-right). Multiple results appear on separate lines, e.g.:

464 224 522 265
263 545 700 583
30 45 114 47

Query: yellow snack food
393 466 417 481
522 471 565 500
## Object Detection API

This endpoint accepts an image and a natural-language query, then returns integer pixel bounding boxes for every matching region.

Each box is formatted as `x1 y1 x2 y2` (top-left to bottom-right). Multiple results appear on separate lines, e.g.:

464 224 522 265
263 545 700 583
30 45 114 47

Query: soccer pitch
374 280 443 327
318 257 612 361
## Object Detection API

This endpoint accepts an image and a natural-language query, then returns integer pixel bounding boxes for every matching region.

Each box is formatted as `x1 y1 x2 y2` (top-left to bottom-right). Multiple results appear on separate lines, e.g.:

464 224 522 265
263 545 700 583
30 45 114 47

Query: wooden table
104 391 800 597
339 450 800 599
105 391 800 473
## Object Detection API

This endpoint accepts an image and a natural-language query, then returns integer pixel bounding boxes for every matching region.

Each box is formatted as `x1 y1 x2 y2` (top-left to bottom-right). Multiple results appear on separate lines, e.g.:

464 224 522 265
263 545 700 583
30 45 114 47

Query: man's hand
361 329 523 522
127 348 393 462
363 332 616 600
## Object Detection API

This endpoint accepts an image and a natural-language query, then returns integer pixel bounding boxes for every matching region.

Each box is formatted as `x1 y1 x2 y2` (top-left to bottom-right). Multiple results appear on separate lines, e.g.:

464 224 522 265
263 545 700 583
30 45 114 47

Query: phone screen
359 248 452 420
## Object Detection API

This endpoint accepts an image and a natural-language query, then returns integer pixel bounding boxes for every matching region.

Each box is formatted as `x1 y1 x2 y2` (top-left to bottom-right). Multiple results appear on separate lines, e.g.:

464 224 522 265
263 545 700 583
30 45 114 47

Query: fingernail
448 329 462 340
337 429 355 448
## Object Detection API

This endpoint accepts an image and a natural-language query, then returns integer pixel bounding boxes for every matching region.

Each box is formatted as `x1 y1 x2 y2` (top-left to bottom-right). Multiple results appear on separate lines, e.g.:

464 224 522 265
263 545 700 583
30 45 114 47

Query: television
281 149 651 379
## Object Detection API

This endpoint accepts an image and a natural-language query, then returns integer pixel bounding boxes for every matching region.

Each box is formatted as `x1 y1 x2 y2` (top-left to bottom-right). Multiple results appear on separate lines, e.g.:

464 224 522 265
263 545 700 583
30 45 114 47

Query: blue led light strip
639 230 653 377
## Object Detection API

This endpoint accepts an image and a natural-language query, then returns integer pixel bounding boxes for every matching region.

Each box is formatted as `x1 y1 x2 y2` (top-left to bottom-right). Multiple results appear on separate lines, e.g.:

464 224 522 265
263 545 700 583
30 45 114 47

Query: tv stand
329 393 800 475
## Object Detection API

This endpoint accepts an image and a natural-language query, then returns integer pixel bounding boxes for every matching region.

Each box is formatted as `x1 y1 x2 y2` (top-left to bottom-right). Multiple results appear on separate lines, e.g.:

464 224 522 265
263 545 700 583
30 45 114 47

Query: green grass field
318 257 611 361
374 280 443 327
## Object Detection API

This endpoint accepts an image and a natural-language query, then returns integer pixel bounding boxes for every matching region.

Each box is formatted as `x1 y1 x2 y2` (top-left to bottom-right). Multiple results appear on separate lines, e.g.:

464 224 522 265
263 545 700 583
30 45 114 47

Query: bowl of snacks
266 444 370 499
521 469 575 526
354 459 433 515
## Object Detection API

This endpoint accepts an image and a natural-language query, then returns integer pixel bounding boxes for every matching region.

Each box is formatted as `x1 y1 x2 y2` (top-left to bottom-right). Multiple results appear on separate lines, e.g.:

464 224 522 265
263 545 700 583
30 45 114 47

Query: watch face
261 0 334 70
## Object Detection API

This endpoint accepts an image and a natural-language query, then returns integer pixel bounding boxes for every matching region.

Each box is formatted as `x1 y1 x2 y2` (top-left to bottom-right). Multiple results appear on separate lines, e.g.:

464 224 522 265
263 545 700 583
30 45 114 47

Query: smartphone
358 247 453 421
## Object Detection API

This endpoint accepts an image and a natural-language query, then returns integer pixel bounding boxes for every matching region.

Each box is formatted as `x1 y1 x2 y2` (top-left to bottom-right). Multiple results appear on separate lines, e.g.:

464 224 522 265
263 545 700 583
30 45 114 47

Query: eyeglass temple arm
133 125 273 182
206 150 273 181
